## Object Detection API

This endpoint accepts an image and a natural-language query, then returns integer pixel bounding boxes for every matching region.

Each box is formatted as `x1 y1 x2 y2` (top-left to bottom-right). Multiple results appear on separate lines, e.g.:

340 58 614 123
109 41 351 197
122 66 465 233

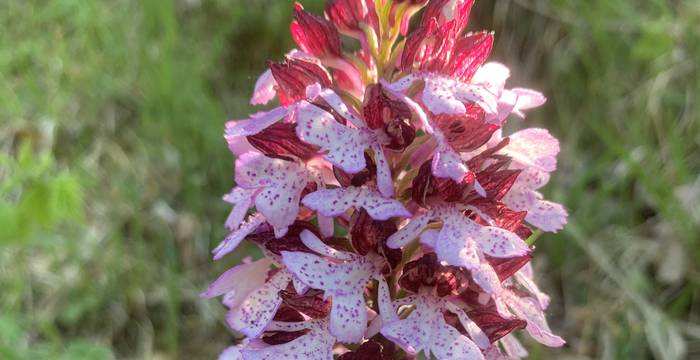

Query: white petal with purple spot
303 186 410 221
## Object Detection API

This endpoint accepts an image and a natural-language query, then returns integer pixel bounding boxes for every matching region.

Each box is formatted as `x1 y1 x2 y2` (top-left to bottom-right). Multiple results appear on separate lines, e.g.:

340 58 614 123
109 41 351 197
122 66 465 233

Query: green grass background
1 0 698 359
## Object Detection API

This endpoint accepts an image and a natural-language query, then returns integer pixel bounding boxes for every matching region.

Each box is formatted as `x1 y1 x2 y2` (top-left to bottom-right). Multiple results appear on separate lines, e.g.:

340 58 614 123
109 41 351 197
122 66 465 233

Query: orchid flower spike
205 1 567 359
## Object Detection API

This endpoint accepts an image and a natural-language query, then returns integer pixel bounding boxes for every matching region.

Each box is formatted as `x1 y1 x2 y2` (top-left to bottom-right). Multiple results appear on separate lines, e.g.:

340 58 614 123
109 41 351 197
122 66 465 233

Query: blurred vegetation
0 0 698 359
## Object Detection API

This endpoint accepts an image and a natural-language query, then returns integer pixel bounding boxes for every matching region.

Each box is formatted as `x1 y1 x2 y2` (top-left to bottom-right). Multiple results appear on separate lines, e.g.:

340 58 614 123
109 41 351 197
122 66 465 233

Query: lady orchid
205 1 567 359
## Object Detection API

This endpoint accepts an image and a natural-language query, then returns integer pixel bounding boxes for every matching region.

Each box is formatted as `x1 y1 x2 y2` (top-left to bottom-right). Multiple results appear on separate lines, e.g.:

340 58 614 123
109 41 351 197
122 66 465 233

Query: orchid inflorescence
203 1 567 359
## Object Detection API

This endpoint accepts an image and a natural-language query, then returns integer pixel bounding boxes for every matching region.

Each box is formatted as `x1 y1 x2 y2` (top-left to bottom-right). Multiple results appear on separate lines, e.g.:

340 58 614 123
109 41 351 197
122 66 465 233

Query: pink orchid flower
222 319 337 360
282 230 385 342
201 258 292 338
377 281 487 360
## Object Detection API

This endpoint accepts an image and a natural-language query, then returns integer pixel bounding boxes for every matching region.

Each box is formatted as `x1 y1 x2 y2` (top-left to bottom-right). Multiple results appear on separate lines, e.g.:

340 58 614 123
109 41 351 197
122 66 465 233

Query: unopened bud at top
291 3 343 58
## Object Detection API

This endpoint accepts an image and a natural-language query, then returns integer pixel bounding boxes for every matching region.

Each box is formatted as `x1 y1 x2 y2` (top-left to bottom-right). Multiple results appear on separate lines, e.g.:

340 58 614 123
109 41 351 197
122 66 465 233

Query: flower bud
279 288 332 319
434 105 499 152
401 1 492 79
325 0 375 36
247 221 319 255
466 197 534 242
262 329 309 345
465 137 510 170
451 31 494 81
486 254 532 282
400 18 437 73
477 167 522 201
272 305 306 322
291 3 343 58
466 308 527 343
270 56 333 104
421 0 475 33
247 122 319 161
